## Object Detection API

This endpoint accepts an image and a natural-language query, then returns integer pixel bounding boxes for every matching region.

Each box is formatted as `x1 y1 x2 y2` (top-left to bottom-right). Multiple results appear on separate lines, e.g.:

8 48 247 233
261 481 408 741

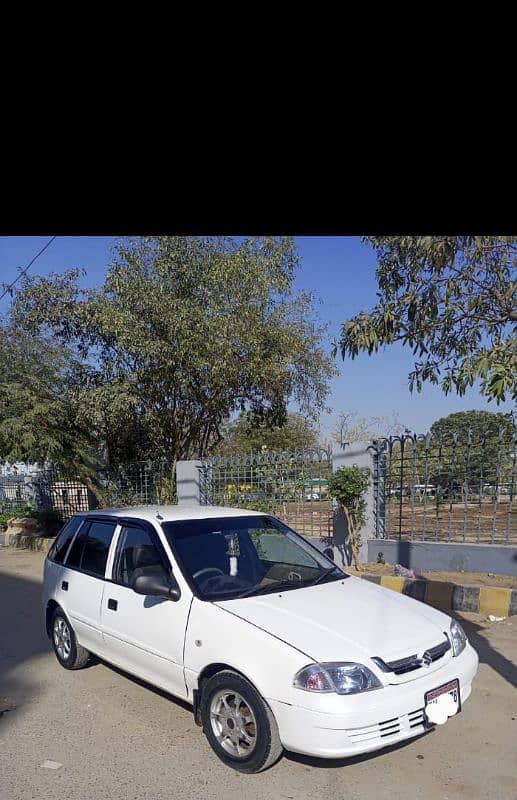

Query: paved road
1 548 516 800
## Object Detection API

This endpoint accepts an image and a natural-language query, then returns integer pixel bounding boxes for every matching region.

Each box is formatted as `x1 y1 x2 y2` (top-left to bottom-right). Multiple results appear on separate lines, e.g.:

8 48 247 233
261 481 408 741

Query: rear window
47 516 84 564
66 520 117 577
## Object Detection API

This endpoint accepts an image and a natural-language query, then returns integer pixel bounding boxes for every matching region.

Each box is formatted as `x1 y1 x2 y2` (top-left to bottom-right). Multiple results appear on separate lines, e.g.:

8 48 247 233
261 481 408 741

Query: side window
114 525 169 587
47 516 84 563
66 520 116 578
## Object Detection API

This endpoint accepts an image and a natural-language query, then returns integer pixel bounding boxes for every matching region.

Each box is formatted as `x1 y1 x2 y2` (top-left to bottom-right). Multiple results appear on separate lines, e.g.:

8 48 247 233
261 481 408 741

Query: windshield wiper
237 579 304 598
307 567 339 586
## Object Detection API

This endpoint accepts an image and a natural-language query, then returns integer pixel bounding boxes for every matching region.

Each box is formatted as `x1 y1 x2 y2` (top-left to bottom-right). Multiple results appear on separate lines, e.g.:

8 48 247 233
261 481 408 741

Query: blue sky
0 235 512 439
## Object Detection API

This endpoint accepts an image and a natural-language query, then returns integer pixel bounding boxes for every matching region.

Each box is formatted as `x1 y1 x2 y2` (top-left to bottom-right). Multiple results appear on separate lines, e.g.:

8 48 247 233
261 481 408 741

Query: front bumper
268 643 478 759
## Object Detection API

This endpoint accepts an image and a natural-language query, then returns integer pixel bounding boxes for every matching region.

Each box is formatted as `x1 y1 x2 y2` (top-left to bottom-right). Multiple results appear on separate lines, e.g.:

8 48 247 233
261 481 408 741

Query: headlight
294 662 382 695
450 620 467 656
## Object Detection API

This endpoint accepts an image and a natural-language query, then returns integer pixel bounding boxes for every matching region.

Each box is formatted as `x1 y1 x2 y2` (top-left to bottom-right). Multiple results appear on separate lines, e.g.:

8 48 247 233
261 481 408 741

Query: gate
371 430 517 544
199 448 333 538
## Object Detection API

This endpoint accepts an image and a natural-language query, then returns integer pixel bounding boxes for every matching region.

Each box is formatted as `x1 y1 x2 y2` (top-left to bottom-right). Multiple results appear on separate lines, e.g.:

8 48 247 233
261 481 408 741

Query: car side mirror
131 572 181 602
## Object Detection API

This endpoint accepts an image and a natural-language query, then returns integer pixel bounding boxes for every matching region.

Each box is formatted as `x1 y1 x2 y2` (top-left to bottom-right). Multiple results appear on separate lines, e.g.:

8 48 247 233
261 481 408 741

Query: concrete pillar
176 460 203 505
331 442 375 567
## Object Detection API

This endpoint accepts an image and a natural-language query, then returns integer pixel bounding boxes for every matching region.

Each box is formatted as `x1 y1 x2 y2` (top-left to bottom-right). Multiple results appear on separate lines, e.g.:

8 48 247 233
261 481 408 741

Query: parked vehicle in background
304 479 329 501
413 484 437 499
43 506 478 773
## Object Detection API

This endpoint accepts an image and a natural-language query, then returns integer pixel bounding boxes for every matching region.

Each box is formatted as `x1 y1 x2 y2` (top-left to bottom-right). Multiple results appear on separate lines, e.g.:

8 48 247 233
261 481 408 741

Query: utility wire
0 236 57 304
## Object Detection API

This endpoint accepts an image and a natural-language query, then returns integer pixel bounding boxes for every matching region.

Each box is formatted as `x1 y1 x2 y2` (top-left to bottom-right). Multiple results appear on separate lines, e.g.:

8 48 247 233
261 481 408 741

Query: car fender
183 598 310 704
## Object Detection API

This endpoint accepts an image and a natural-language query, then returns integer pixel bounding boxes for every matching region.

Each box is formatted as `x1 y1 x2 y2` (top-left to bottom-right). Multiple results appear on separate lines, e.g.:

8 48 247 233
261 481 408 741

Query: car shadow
0 564 51 730
450 610 517 689
0 558 194 734
91 657 193 714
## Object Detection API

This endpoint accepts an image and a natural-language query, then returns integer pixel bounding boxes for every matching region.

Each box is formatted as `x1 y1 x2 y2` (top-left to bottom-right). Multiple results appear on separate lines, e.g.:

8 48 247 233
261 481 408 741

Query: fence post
176 460 203 505
332 442 375 567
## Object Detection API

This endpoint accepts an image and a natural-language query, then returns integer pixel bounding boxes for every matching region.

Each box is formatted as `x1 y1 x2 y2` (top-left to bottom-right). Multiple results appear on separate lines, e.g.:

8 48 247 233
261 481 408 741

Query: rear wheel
51 608 91 670
201 670 283 773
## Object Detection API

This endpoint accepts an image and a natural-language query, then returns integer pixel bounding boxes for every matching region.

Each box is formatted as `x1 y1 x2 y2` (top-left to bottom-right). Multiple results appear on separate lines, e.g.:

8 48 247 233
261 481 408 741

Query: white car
42 506 478 773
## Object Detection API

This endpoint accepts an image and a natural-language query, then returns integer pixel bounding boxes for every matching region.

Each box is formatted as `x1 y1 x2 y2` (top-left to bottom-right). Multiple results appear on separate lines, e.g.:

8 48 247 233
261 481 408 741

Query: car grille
372 636 451 676
347 708 426 744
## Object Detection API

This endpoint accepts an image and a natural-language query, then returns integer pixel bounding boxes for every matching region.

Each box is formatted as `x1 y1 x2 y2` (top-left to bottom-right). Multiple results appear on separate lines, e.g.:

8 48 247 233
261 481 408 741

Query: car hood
215 576 450 667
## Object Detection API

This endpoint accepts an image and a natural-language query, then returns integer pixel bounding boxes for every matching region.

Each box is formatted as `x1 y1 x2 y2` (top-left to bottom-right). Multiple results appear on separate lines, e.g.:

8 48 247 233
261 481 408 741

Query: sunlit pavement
1 548 516 800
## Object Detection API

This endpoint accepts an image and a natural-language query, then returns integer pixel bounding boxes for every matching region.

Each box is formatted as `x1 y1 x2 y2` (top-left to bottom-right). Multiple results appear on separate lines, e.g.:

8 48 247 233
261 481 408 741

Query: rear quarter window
47 516 84 563
66 520 117 577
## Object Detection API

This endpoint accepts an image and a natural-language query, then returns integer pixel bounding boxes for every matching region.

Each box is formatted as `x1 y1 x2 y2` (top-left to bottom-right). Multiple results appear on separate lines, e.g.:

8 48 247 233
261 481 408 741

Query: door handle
61 581 68 591
107 598 118 611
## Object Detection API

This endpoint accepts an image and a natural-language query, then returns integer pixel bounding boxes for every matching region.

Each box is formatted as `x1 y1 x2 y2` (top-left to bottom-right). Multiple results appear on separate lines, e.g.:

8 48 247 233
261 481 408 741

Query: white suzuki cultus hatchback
43 506 478 773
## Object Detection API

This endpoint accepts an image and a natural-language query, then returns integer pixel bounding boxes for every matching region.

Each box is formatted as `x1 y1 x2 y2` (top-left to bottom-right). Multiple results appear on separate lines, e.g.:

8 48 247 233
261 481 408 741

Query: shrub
27 509 64 534
328 466 370 570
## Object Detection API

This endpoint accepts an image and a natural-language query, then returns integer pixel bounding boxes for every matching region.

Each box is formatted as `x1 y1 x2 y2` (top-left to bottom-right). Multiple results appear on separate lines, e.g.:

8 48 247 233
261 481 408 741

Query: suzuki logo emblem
418 650 432 667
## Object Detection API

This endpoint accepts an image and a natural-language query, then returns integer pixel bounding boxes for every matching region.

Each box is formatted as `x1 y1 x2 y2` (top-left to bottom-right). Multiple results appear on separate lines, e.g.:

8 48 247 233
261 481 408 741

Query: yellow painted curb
425 581 454 610
479 587 511 618
380 576 405 592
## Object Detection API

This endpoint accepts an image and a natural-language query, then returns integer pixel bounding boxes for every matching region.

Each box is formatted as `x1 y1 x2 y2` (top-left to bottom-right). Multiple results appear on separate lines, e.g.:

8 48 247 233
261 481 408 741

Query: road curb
361 573 516 617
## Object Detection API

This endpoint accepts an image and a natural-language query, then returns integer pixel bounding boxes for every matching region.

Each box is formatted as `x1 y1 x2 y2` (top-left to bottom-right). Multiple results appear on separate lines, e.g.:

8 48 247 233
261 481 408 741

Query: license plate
424 678 461 726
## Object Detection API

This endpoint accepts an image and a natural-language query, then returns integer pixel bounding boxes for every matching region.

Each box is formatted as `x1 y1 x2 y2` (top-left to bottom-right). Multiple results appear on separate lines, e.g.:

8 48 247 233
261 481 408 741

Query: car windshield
161 515 345 601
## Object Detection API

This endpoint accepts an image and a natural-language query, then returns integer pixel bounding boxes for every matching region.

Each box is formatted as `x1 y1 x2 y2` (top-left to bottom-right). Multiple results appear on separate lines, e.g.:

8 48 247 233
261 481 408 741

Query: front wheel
201 670 283 773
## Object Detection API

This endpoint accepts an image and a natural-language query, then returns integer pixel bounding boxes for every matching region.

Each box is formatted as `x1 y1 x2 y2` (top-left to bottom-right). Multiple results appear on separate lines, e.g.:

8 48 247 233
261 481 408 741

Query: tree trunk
341 503 362 571
73 465 105 507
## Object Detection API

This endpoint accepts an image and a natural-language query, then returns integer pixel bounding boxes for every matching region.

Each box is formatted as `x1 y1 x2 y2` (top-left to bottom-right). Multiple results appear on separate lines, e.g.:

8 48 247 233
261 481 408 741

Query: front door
100 520 191 700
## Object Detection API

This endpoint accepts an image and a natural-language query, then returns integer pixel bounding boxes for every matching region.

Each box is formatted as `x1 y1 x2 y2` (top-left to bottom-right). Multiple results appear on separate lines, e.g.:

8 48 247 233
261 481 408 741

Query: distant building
0 462 44 477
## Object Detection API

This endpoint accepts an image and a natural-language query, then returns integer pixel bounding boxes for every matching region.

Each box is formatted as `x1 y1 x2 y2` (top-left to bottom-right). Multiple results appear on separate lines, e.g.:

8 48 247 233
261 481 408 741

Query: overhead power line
0 236 57 304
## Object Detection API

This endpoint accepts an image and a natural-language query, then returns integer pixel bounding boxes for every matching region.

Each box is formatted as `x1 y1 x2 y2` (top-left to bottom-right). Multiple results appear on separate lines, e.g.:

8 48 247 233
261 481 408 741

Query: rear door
58 517 118 654
100 519 192 700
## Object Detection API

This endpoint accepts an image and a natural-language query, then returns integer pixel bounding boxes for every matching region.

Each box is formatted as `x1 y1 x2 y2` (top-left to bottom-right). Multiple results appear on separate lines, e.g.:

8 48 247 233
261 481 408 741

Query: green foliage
0 511 17 529
383 410 516 502
429 410 515 487
0 507 63 532
430 409 514 441
27 508 64 530
11 237 336 467
0 328 98 468
216 412 320 455
328 466 370 570
338 236 517 403
236 498 279 515
328 466 370 528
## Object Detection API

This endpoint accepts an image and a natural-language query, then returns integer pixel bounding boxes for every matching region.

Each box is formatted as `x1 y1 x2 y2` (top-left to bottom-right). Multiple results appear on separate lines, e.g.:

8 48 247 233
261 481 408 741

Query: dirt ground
386 500 516 544
1 547 517 800
347 562 517 589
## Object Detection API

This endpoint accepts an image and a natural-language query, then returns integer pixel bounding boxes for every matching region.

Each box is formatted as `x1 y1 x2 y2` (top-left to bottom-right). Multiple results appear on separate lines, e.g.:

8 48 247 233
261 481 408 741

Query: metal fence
0 460 177 520
371 430 517 544
199 448 333 538
0 474 35 511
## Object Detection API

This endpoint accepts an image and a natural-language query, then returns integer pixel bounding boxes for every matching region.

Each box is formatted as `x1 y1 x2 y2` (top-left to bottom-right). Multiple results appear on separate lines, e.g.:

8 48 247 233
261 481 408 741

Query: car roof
75 505 267 523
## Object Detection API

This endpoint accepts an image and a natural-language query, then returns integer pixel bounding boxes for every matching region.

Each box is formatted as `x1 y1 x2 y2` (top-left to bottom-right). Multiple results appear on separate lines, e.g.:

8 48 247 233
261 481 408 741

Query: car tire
201 670 283 773
51 607 91 670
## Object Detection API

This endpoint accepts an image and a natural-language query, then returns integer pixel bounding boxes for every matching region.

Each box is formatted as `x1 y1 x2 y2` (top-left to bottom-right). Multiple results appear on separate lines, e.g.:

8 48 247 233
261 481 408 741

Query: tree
0 327 104 502
332 410 406 447
380 410 516 501
11 237 336 466
216 411 320 454
429 410 516 489
338 236 517 403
